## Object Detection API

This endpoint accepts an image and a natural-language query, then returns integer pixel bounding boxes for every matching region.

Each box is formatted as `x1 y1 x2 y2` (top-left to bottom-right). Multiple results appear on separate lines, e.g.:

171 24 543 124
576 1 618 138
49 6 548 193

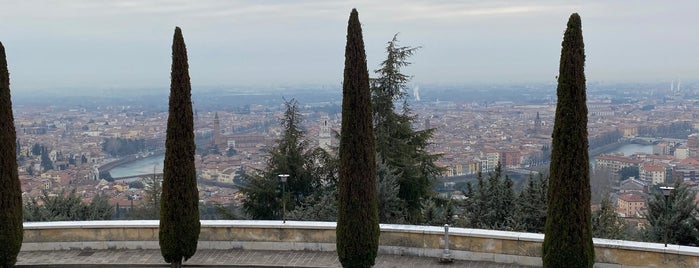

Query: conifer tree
515 173 548 233
467 172 488 228
542 13 595 268
643 182 699 245
0 41 23 268
592 196 626 240
336 8 379 268
371 34 442 223
159 27 200 268
239 99 323 220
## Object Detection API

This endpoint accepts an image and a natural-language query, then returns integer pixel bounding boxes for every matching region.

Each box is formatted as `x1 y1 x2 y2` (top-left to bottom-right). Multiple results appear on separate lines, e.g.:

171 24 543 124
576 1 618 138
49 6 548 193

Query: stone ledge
20 220 699 267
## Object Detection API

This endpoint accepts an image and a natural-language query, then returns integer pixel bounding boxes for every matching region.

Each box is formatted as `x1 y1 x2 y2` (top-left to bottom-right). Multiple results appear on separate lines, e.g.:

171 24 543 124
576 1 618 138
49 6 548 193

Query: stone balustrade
21 220 699 267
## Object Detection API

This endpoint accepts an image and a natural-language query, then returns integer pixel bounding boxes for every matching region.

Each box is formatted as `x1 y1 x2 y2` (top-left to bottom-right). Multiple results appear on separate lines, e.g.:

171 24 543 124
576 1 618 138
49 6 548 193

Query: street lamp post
278 174 289 223
659 186 674 247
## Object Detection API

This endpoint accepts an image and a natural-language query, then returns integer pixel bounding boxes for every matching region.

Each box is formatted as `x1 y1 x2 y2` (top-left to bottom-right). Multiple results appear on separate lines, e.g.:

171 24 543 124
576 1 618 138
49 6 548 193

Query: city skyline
1 0 698 93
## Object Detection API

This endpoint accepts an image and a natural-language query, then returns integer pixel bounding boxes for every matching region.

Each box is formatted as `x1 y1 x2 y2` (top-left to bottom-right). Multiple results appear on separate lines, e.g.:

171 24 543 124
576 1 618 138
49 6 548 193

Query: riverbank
589 141 625 156
97 155 138 172
108 154 165 178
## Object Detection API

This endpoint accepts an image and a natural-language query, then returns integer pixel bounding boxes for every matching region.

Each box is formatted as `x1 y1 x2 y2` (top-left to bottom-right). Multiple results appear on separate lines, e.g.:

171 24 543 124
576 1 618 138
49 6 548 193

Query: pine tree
592 196 625 239
499 174 516 229
239 99 322 219
266 99 318 206
376 158 405 223
371 34 442 224
336 9 379 268
0 41 23 268
159 27 200 268
467 172 488 228
542 13 595 268
643 182 699 246
515 173 548 233
464 164 516 230
23 190 113 221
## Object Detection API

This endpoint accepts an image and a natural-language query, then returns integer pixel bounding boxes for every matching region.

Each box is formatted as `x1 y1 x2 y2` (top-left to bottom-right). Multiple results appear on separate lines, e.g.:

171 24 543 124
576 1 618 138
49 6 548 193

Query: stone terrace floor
17 249 540 267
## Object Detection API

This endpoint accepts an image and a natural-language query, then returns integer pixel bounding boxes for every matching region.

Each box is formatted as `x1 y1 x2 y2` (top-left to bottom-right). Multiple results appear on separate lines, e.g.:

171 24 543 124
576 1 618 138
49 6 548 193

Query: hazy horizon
2 0 698 94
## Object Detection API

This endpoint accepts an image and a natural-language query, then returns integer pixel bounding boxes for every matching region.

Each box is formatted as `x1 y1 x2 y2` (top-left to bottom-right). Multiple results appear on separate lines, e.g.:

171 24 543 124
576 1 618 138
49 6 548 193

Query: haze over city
6 2 699 267
1 0 698 94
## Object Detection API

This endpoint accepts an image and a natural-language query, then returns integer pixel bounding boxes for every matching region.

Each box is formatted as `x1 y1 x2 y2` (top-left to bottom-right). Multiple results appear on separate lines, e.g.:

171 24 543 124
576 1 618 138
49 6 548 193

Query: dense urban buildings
13 82 699 226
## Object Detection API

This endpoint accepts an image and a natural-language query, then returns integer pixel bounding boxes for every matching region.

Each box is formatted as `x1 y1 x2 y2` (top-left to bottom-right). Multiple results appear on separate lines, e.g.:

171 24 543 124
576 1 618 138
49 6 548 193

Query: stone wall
22 220 699 267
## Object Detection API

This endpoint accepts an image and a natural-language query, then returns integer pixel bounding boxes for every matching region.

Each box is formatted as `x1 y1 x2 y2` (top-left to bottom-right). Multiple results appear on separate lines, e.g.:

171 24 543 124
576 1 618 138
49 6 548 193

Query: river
596 143 654 156
590 143 654 168
108 143 653 178
109 154 164 178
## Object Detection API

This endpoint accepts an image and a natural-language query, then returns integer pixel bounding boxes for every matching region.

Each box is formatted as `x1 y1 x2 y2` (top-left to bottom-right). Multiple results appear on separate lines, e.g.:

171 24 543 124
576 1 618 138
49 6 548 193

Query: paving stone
17 249 540 267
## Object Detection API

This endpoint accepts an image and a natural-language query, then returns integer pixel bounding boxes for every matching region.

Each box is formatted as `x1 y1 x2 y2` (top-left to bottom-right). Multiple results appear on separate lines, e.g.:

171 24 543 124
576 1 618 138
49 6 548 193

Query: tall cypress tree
542 13 594 268
159 27 200 268
0 41 22 268
336 8 379 268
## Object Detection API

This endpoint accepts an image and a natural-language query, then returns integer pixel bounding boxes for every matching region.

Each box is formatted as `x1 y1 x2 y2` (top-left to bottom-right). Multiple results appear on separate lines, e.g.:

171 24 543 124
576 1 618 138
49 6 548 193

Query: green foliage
543 13 595 268
129 180 145 189
0 41 23 267
643 182 699 246
285 149 340 222
590 167 614 205
268 99 319 206
422 197 456 226
618 166 639 181
143 175 161 217
287 155 404 224
226 147 237 157
371 34 442 224
159 27 200 267
99 171 114 182
592 196 626 239
486 166 516 230
376 158 405 223
463 164 517 230
23 190 113 221
102 137 146 157
287 186 338 222
240 172 282 219
466 172 488 228
239 99 329 220
212 204 245 220
40 148 53 171
638 121 693 139
31 143 42 156
129 175 162 220
514 173 548 233
336 9 379 268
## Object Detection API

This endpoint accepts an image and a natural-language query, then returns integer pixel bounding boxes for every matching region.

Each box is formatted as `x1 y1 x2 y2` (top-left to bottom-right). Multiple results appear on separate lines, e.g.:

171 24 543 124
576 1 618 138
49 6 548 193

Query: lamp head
278 174 289 183
659 186 674 197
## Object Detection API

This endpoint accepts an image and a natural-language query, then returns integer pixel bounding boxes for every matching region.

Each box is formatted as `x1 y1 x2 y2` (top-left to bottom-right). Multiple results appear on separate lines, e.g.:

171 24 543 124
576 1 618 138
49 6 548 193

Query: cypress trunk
0 41 22 268
159 27 200 266
336 8 379 268
542 13 595 268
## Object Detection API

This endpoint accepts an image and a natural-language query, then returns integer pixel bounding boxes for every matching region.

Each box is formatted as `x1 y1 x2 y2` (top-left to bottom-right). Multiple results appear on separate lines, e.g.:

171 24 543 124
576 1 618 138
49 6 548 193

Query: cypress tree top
170 27 191 95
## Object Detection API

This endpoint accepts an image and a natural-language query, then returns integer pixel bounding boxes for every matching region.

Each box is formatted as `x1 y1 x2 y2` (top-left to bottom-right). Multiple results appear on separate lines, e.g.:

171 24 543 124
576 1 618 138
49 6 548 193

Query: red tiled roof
618 193 646 203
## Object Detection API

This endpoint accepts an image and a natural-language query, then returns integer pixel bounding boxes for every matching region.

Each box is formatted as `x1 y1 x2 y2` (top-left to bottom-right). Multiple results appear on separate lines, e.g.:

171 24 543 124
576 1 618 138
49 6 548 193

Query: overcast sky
1 0 697 93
